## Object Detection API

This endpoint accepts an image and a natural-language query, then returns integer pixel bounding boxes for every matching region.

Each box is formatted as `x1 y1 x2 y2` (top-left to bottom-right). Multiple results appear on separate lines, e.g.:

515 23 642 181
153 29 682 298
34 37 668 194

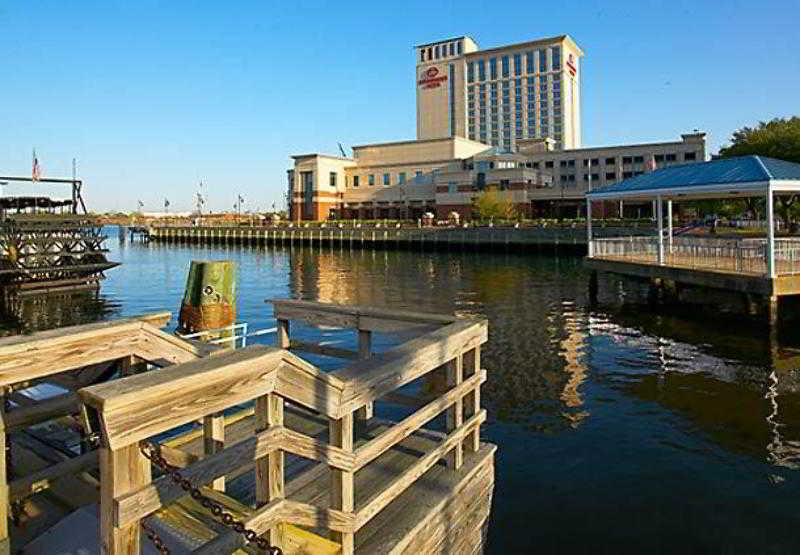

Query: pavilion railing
589 236 785 275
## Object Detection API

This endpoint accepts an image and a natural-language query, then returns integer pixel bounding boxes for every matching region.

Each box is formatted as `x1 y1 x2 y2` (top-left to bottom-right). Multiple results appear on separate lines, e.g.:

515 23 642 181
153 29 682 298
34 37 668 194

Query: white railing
176 323 278 349
590 236 781 275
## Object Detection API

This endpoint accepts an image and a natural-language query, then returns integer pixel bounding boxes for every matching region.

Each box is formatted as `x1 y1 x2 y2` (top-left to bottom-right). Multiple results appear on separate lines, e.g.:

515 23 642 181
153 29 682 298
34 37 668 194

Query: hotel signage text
418 67 448 89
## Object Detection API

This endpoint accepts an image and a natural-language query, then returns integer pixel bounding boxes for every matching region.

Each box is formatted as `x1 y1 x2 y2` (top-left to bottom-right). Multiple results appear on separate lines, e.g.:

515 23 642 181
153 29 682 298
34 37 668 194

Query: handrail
78 301 489 555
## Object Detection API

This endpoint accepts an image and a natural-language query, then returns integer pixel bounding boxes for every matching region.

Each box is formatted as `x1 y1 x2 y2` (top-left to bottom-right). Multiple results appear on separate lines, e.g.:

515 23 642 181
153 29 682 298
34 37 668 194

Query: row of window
349 170 425 188
535 152 697 169
419 40 462 62
466 46 561 83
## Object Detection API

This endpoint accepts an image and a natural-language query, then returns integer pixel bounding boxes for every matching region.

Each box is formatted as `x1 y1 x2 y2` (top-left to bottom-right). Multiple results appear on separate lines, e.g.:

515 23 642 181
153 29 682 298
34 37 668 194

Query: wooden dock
0 301 493 554
586 236 800 322
147 224 651 253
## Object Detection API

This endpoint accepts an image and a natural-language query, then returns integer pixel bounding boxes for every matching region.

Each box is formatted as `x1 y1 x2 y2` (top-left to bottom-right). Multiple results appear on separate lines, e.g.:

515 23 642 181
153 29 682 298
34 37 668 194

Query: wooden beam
80 347 284 450
445 354 464 470
255 393 284 547
353 371 485 471
329 412 354 554
5 392 77 431
356 329 374 420
115 426 283 527
355 410 486 530
203 413 225 491
288 340 359 360
100 444 151 555
10 450 98 500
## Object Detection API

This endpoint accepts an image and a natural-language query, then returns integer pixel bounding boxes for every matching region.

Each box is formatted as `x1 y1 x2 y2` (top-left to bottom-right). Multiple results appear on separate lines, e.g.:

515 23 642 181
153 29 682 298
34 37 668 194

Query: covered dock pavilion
584 155 800 323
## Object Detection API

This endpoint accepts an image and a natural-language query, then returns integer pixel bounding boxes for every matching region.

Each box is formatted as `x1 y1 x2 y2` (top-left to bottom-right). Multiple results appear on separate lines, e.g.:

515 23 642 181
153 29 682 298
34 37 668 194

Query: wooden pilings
178 260 236 334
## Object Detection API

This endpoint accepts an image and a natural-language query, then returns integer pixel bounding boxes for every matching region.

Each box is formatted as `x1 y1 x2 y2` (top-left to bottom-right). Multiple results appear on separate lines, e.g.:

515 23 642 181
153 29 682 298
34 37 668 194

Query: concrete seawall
146 225 653 254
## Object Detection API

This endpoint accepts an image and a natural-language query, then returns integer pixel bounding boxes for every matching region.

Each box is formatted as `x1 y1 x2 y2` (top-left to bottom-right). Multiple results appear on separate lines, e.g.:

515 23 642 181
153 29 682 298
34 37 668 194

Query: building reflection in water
0 290 122 336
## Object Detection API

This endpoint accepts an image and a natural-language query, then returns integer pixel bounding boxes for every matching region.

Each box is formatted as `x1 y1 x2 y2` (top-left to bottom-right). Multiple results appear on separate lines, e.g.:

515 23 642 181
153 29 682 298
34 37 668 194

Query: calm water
8 229 800 554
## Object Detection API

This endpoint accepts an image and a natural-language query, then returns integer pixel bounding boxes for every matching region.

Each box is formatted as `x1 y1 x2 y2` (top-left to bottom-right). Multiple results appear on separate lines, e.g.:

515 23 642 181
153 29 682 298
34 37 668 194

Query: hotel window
605 172 616 181
552 46 561 70
605 157 616 165
666 153 677 161
368 174 375 186
539 49 547 72
514 54 521 76
622 156 633 164
353 175 360 187
654 154 665 162
457 41 462 55
478 60 486 81
623 171 633 179
467 62 474 83
398 172 406 184
435 45 440 58
383 173 390 185
490 57 497 79
449 43 455 56
420 50 425 62
526 50 534 73
633 155 644 163
329 172 337 187
545 161 554 168
427 47 432 60
502 56 509 77
684 152 697 161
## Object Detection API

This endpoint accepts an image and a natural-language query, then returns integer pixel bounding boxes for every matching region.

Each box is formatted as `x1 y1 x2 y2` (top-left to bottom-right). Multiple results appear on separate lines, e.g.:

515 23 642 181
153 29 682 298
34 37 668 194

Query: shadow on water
9 231 800 554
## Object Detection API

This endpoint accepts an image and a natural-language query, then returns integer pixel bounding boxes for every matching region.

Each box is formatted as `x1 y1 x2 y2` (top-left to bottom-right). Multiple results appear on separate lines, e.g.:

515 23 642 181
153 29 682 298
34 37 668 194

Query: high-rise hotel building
415 35 583 150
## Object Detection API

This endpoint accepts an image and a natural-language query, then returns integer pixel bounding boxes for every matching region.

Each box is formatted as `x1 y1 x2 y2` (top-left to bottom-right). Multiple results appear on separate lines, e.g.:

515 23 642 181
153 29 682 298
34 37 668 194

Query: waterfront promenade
144 224 651 252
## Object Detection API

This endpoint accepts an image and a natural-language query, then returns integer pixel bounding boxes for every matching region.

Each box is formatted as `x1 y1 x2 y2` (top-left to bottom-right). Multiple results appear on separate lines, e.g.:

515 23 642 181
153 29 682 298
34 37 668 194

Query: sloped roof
587 156 800 200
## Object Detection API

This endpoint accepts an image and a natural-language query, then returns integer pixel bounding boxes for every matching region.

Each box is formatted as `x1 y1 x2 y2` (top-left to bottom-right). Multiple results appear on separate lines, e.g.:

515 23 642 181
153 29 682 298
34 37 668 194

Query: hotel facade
287 34 707 221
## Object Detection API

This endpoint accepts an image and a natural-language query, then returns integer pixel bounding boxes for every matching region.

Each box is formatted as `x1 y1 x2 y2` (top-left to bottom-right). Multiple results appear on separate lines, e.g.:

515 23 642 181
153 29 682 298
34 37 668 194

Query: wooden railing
79 301 488 555
0 312 186 553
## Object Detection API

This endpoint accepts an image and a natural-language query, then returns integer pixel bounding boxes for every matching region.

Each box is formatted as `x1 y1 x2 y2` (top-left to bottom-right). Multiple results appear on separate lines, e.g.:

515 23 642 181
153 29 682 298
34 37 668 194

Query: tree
472 190 517 221
718 117 800 231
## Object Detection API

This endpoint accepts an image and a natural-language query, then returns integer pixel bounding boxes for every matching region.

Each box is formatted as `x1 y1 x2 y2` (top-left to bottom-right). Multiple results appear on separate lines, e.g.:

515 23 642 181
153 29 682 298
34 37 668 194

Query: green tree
472 190 516 221
718 117 800 232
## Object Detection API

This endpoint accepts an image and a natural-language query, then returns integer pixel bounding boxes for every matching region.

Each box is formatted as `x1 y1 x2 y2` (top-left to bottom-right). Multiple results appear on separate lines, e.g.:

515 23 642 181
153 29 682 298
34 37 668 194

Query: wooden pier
0 301 493 554
147 224 650 253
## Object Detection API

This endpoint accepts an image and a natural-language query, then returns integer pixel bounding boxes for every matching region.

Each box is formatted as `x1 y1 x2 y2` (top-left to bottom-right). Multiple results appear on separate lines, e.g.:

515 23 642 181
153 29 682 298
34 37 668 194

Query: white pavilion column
667 199 673 253
767 189 776 278
587 197 593 257
656 195 664 265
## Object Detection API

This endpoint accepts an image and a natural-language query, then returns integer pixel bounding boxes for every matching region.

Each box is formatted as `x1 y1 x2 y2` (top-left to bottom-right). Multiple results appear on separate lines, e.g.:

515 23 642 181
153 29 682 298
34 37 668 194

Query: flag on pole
197 192 205 205
164 198 170 209
646 154 658 172
238 194 244 204
32 149 41 182
137 200 144 210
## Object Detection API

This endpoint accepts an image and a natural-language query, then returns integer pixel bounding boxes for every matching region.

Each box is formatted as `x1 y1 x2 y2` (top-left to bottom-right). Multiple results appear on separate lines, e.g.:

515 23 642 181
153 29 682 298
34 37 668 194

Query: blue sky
1 0 798 212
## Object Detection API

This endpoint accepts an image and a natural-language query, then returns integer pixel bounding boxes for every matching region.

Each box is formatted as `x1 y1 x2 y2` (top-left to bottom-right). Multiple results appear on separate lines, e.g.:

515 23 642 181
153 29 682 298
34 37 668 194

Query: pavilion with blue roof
585 156 800 280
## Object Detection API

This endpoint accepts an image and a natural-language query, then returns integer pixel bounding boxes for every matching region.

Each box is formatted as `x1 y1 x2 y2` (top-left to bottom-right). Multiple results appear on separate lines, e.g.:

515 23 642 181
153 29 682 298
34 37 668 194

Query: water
8 229 800 554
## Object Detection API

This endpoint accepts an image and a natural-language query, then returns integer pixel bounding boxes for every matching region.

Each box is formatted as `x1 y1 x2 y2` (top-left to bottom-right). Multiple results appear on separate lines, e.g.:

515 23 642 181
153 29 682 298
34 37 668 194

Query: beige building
416 35 583 150
287 32 707 221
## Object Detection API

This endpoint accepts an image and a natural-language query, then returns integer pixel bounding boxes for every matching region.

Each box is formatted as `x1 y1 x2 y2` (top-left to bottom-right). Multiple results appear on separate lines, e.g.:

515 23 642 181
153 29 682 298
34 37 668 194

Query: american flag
32 149 41 182
646 154 658 172
138 200 144 209
164 198 170 208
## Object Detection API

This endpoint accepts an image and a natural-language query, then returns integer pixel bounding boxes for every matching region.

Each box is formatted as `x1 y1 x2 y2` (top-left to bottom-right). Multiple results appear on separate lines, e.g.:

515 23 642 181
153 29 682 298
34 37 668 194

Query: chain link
139 441 282 555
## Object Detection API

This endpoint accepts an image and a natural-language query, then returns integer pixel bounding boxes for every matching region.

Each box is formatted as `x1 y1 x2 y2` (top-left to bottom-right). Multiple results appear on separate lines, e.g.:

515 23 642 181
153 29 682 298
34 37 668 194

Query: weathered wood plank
445 354 464 470
289 340 359 361
9 450 98 501
355 410 486 530
100 444 151 555
115 426 283 527
5 392 77 431
80 347 285 449
330 412 355 554
203 412 225 491
353 371 485 471
255 393 284 547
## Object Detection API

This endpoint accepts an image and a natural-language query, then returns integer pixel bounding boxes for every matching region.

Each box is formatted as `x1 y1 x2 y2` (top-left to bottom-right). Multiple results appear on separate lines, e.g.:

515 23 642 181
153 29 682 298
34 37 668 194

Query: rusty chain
139 440 282 555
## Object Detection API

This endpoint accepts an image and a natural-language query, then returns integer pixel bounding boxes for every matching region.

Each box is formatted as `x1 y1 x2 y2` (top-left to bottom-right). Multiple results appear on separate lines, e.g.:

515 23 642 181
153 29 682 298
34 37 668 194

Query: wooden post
100 444 151 555
178 260 236 334
356 329 373 420
329 413 354 554
255 393 284 546
445 354 464 469
767 295 779 327
463 346 481 453
277 318 289 349
203 413 225 491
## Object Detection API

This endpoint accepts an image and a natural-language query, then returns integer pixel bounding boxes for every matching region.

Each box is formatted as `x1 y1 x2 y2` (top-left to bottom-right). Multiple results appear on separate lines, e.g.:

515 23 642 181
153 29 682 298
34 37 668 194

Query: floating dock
0 300 493 554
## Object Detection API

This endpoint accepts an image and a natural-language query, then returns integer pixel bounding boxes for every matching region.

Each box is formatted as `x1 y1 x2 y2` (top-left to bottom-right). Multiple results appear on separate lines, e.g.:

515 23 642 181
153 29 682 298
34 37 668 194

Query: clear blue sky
2 0 798 213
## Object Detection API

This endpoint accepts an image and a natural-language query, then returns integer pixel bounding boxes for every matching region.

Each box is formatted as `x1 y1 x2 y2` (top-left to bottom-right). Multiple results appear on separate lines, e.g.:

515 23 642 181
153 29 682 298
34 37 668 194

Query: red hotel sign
566 54 577 76
418 67 448 89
